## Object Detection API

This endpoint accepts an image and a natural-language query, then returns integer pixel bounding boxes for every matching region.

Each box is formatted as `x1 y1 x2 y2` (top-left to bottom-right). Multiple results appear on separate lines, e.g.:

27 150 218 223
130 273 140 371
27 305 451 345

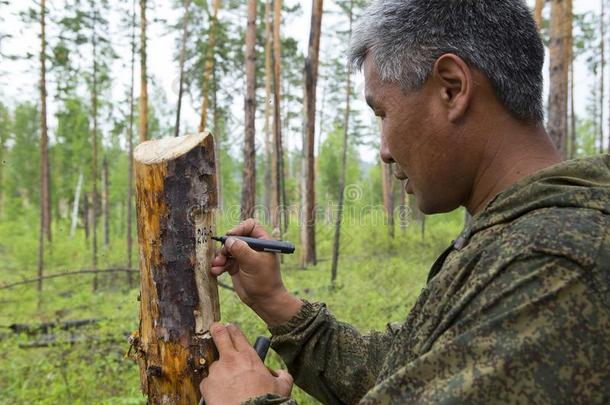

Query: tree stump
133 132 220 404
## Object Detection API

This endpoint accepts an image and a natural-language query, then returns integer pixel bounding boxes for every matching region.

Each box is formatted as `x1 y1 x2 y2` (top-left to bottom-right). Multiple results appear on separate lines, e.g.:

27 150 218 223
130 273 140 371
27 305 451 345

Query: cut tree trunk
133 132 220 404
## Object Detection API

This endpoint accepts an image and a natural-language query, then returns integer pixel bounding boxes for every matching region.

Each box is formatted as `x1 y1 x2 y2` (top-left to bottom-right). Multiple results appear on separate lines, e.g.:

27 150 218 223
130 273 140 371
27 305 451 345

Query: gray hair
350 0 545 122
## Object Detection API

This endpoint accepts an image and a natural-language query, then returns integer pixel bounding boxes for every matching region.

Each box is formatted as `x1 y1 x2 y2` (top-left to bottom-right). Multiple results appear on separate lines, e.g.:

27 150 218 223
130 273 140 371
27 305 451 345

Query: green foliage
0 206 465 404
317 122 360 204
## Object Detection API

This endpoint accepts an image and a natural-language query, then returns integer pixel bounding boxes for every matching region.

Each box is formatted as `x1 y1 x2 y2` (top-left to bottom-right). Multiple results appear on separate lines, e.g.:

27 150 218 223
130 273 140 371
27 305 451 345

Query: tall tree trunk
102 155 109 247
535 0 546 30
301 0 323 267
381 162 395 238
92 7 99 291
139 0 148 143
174 0 191 137
399 182 407 232
133 133 220 405
40 0 51 244
83 192 90 240
70 170 83 238
548 0 569 158
212 60 222 210
331 0 352 284
263 0 273 223
241 0 257 220
198 0 221 133
568 0 576 159
600 0 605 154
271 0 283 237
127 0 137 286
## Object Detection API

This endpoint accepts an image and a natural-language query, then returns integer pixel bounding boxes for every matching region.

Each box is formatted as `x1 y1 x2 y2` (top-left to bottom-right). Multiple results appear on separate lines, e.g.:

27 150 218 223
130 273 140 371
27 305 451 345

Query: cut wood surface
133 132 220 404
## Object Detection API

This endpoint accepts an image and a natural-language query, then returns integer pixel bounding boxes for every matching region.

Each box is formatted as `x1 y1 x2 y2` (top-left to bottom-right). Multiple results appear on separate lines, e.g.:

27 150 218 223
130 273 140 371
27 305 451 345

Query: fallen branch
0 268 135 290
0 268 235 292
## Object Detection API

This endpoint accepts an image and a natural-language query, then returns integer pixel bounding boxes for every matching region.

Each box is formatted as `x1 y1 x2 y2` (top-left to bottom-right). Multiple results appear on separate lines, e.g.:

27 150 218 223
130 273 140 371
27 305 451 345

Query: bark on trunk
548 0 569 158
83 192 90 240
301 0 323 267
92 8 99 290
175 0 191 138
198 0 221 133
127 0 137 285
70 170 83 238
133 132 220 404
263 0 273 223
102 155 109 247
241 0 257 220
39 0 51 245
331 0 352 283
139 0 148 143
271 0 283 237
535 0 545 30
381 163 395 238
600 0 605 154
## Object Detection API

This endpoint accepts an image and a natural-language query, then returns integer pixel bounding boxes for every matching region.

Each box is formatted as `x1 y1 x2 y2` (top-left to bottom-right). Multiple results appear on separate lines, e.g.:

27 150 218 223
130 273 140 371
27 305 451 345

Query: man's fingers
225 237 258 266
226 324 253 353
275 370 294 395
227 218 272 240
209 323 235 359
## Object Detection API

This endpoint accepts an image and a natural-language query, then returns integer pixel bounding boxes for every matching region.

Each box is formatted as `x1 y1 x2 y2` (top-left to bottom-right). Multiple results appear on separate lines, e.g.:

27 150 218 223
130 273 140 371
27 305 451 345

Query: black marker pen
211 235 295 254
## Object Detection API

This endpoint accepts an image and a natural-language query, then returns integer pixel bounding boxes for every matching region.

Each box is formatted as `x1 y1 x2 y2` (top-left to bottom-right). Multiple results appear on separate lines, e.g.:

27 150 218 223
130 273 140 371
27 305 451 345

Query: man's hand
200 323 293 405
211 219 302 327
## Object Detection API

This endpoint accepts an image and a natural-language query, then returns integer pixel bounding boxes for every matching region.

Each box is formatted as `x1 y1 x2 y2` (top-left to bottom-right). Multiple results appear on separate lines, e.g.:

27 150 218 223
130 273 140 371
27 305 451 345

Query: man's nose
380 133 394 164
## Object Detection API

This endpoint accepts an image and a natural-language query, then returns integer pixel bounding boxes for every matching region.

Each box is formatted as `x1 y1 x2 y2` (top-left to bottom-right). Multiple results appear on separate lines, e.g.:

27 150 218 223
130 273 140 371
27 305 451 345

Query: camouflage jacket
247 155 610 405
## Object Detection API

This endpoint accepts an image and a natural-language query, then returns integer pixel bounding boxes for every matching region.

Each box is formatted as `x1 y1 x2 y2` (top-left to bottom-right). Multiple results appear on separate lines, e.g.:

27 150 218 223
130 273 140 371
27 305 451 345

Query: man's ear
432 54 473 122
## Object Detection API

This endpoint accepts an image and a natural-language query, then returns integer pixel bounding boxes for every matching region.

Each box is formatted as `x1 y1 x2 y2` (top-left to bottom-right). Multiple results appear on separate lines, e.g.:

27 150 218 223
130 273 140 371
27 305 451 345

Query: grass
0 208 465 404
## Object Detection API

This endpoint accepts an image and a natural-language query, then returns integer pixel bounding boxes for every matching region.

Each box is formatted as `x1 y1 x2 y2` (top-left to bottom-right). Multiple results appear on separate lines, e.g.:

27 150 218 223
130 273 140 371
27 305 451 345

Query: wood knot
146 365 163 378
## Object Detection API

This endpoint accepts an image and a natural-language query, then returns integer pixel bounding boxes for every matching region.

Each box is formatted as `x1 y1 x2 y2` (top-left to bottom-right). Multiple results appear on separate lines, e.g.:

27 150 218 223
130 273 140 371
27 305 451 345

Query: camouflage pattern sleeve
241 393 298 404
269 301 398 405
359 254 610 404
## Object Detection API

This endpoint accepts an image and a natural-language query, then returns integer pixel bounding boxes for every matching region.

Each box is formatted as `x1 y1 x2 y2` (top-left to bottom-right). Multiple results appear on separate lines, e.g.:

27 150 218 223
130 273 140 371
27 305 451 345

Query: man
201 0 610 403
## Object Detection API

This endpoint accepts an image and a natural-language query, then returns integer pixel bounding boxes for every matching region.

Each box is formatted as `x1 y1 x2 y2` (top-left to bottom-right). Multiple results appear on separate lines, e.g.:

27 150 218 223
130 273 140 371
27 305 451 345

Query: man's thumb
225 237 255 264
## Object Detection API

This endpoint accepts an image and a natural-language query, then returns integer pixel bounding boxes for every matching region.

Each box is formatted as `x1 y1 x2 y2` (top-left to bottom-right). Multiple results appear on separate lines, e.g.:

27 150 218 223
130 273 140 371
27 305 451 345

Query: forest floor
0 209 465 404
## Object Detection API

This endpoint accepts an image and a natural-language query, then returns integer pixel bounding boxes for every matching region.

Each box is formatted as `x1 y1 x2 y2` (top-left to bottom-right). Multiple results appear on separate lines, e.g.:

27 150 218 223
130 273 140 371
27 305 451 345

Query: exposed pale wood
134 132 220 404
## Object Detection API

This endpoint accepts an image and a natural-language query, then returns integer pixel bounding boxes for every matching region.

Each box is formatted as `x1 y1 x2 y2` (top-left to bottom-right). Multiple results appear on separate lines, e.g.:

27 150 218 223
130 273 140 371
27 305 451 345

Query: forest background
0 0 608 403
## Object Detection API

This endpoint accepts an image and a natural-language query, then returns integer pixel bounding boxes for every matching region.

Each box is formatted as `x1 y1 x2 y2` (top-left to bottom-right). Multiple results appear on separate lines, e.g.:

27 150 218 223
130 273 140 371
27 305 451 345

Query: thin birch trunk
174 0 191 137
70 170 84 238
